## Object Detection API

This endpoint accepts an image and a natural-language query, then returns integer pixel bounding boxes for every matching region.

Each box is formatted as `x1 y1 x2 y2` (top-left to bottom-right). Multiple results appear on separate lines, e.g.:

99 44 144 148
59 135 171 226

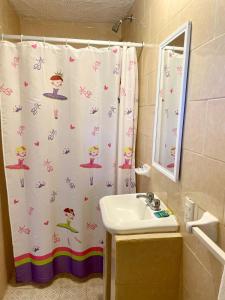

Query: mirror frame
152 21 192 182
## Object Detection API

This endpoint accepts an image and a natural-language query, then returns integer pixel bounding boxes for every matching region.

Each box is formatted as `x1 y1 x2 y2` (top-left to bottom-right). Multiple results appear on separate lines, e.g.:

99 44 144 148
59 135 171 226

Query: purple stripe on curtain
15 255 103 283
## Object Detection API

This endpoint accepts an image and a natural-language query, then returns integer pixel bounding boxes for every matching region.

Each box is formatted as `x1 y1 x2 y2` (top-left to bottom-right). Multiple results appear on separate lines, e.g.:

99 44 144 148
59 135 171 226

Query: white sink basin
99 193 179 234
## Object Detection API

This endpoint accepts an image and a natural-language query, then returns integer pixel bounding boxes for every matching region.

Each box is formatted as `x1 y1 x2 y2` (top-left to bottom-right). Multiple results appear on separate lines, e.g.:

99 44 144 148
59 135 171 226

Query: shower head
112 20 123 33
112 15 135 33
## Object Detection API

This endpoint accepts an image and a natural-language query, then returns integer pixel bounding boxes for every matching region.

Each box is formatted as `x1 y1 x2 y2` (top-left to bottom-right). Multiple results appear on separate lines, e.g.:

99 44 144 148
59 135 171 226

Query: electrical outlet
184 196 195 223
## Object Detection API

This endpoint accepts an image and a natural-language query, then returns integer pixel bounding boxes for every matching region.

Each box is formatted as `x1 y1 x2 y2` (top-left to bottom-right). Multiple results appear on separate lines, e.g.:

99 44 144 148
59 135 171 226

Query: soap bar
154 210 170 218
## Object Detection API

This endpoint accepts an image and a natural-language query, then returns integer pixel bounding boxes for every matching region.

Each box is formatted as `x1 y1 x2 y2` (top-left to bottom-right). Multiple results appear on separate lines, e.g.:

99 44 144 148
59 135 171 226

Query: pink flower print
170 88 174 94
31 43 37 49
44 159 53 172
53 109 59 119
174 109 179 116
53 232 60 244
80 86 92 98
11 56 20 68
24 81 29 87
69 56 76 62
44 220 49 225
13 198 19 204
177 66 183 75
92 60 101 72
128 60 136 71
126 127 134 137
28 207 34 215
17 125 25 136
159 89 164 98
112 48 118 54
91 126 100 136
34 141 39 146
18 225 31 235
172 128 177 136
0 83 13 96
70 124 76 129
104 84 109 91
87 222 98 230
120 87 126 97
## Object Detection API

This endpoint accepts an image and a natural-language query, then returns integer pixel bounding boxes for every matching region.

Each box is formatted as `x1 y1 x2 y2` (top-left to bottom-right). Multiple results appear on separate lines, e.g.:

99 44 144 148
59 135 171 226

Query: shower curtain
0 41 138 283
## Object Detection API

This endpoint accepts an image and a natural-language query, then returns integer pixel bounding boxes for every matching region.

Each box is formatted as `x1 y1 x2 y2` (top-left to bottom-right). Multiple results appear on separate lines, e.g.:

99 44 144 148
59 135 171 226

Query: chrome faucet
136 192 161 211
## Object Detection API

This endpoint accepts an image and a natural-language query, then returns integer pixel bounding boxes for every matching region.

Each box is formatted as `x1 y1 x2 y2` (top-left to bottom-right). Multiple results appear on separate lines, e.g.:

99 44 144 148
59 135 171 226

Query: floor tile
3 287 33 300
29 286 61 300
4 276 103 300
58 287 87 300
86 285 104 300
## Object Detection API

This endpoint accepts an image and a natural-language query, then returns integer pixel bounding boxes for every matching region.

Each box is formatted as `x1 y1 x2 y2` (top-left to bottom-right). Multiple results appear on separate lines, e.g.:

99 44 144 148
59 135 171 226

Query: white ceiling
9 0 135 23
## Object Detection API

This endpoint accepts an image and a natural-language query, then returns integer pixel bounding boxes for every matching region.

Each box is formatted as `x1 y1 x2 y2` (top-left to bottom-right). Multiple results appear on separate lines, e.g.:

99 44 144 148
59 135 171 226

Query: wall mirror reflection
152 22 191 182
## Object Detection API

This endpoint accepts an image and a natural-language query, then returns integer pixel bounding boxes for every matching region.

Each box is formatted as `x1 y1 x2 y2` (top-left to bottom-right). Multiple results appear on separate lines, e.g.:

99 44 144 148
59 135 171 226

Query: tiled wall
0 0 20 298
122 0 225 299
20 17 121 41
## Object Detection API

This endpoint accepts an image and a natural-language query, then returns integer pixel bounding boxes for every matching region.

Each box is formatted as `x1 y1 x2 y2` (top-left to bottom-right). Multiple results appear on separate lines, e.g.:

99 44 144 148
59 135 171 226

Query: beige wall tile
179 0 216 50
168 0 192 20
137 105 155 136
188 34 225 101
20 17 121 41
183 243 217 300
0 0 20 34
204 98 225 162
215 0 225 37
183 100 207 153
181 150 225 221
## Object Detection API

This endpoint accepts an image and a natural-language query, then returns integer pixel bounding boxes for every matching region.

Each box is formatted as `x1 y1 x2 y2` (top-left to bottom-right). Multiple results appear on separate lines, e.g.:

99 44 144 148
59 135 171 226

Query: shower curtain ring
1 33 4 41
65 39 68 47
20 34 23 42
108 40 111 49
88 40 91 48
43 37 46 46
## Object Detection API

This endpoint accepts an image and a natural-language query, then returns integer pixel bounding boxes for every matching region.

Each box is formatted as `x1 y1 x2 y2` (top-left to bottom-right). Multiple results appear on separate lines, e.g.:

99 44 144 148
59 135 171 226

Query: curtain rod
1 34 144 48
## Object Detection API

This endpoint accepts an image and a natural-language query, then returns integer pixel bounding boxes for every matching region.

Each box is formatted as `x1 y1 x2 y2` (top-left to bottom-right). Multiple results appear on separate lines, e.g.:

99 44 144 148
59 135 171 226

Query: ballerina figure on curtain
80 145 102 185
6 146 30 170
43 72 67 100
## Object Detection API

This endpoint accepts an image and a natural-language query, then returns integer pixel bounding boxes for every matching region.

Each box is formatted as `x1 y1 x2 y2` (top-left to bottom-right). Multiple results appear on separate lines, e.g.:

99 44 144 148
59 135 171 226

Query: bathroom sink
99 193 179 234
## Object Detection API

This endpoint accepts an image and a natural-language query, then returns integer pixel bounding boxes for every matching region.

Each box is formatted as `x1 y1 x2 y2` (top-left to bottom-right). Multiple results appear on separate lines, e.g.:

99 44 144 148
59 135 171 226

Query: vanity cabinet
103 232 182 300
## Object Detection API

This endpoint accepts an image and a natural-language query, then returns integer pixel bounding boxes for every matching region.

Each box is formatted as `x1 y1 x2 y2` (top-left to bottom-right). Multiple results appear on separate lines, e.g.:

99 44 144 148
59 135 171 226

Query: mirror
152 22 191 182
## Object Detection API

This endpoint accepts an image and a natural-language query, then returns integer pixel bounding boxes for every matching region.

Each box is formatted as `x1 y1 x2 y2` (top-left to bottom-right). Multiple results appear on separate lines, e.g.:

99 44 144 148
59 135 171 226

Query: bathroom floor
3 275 103 300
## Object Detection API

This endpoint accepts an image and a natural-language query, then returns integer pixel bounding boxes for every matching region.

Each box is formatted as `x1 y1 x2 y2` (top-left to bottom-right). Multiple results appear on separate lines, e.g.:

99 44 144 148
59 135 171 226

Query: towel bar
186 212 225 265
192 226 225 265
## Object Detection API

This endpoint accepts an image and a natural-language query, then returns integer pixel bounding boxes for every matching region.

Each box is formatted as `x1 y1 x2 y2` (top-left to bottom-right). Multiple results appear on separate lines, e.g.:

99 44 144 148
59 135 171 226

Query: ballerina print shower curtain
0 41 138 283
